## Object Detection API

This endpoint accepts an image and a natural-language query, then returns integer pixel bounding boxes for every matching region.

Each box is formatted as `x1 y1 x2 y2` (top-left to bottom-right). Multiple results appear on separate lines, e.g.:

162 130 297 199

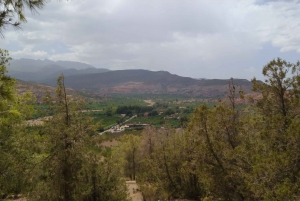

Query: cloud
245 67 256 73
10 46 49 59
1 0 300 79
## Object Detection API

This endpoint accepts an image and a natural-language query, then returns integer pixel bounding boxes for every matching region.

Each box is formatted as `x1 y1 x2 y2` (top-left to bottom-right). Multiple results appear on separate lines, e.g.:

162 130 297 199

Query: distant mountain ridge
7 58 110 82
43 69 252 98
9 58 98 71
16 79 103 102
8 59 253 98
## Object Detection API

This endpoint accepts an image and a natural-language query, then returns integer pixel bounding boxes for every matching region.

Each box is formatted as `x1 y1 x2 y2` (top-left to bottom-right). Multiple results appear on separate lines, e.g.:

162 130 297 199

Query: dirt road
126 181 143 201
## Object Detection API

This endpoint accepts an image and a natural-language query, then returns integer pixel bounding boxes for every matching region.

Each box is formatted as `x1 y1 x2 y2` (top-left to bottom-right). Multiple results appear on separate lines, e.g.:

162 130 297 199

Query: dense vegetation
0 51 128 200
116 106 154 116
3 45 300 201
116 58 300 200
3 1 300 200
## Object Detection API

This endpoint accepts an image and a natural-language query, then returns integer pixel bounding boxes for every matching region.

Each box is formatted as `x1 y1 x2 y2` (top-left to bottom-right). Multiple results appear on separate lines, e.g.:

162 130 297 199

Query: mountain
9 59 253 98
55 60 96 70
8 59 54 72
16 80 103 102
7 58 110 82
42 69 252 98
8 58 96 71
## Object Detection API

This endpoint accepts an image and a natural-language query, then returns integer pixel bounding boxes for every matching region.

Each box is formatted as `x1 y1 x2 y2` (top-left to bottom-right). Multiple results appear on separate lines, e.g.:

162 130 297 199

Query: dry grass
144 99 155 106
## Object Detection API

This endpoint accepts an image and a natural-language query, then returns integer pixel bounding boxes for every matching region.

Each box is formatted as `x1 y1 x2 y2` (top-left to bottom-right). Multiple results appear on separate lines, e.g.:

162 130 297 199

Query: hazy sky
2 0 300 80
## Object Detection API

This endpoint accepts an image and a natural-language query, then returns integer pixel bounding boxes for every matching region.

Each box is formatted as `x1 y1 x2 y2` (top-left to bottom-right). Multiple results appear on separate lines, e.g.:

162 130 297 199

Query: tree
0 49 35 198
134 127 204 201
82 145 129 201
182 79 253 200
118 134 141 181
252 58 300 128
0 0 48 36
179 116 188 128
186 104 248 200
0 49 14 100
246 58 300 199
148 110 158 116
165 108 174 115
29 75 98 201
25 75 129 201
106 107 113 116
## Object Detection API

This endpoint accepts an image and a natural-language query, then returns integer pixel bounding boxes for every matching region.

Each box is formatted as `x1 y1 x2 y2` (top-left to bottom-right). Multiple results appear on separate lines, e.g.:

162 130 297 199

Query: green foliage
0 49 14 102
90 112 120 128
116 105 154 115
148 110 158 116
106 107 113 116
27 75 128 201
179 116 189 127
137 127 204 200
0 0 48 35
5 54 300 201
81 150 129 201
164 108 175 115
114 59 300 200
126 116 164 126
0 49 35 198
246 58 300 199
117 134 142 180
86 95 148 110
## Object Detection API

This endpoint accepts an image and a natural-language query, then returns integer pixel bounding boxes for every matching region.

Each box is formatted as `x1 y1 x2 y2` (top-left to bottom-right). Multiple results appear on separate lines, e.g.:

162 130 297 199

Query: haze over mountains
8 58 110 82
60 70 252 97
10 58 253 98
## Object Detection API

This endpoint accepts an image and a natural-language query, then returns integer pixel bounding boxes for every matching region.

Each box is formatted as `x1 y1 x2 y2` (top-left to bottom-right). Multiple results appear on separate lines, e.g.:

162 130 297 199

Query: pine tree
0 0 48 36
29 74 129 201
29 75 97 201
0 49 35 198
246 58 300 199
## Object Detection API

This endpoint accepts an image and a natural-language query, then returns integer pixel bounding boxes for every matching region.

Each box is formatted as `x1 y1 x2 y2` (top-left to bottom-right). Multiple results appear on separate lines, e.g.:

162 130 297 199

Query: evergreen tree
246 58 300 199
0 0 48 35
83 148 129 201
29 75 129 201
29 75 97 200
118 134 141 181
0 49 35 198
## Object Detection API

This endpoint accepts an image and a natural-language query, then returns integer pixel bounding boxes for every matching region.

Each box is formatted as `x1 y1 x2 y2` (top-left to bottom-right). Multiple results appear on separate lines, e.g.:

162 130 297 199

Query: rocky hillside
16 80 103 102
42 69 252 98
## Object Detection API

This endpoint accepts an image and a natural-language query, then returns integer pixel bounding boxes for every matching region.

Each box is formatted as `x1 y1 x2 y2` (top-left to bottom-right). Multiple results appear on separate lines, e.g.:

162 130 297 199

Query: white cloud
2 0 300 79
245 67 256 73
10 46 49 59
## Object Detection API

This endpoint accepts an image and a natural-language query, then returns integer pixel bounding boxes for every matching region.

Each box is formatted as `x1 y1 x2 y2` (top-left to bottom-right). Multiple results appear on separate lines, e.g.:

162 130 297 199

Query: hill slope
16 80 103 102
42 69 252 98
7 58 110 82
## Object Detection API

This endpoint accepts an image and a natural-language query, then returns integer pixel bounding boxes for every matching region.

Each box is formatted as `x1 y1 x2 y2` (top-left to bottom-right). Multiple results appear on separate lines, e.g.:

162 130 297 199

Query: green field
32 94 218 129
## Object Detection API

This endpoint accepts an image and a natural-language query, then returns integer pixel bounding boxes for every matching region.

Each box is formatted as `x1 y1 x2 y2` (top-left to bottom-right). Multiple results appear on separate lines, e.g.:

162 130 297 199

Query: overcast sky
2 0 300 80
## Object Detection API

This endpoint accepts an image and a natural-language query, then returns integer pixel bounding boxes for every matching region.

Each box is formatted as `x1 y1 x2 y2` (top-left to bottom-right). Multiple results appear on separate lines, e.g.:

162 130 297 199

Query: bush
165 108 175 115
148 110 158 116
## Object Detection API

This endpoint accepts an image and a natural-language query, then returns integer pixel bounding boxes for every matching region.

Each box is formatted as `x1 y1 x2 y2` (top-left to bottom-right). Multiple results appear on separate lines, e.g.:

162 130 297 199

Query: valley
2 1 299 200
14 59 253 140
12 58 253 98
3 57 297 201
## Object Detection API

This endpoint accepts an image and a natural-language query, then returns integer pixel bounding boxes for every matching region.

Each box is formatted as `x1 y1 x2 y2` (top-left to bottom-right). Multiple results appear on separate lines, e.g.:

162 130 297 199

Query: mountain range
9 58 253 98
48 70 252 98
7 59 110 82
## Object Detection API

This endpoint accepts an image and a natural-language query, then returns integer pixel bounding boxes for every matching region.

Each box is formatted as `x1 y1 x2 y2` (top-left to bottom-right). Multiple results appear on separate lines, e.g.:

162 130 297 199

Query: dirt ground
126 180 143 201
100 139 119 147
144 99 155 106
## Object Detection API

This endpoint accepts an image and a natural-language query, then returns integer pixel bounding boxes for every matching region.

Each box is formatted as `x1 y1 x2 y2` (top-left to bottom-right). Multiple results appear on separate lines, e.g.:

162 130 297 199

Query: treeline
116 58 300 200
116 105 154 116
2 49 300 200
0 51 128 201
